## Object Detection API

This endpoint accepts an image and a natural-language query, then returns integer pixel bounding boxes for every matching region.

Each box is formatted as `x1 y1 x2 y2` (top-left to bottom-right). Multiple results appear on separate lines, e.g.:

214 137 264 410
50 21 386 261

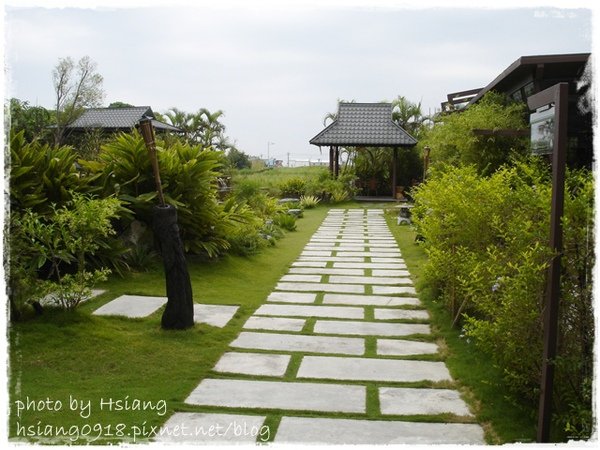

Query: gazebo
309 102 417 198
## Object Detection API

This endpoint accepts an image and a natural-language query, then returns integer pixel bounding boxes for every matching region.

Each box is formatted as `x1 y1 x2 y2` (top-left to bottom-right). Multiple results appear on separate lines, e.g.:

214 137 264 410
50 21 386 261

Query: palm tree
391 96 426 138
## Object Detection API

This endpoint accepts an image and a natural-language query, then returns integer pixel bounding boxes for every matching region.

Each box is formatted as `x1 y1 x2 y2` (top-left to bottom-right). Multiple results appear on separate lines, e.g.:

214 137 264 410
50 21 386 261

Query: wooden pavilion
309 102 417 199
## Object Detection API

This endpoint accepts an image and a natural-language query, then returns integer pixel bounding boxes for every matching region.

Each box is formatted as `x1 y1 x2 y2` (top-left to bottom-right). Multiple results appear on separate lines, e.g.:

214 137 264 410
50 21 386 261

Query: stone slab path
158 208 485 444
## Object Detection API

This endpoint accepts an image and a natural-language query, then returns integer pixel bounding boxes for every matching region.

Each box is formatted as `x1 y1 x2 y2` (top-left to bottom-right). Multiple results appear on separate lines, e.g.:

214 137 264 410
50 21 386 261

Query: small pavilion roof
310 102 417 147
66 106 182 132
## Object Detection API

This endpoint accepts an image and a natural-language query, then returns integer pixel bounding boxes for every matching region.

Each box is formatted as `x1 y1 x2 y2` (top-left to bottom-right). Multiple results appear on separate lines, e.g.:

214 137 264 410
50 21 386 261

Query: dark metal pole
392 147 398 199
528 83 569 442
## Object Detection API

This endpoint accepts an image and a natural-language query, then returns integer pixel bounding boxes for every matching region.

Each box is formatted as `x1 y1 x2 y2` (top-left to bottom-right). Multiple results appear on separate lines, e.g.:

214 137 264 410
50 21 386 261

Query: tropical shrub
278 177 306 198
299 195 320 209
8 194 120 314
421 92 529 175
273 213 297 231
412 160 594 439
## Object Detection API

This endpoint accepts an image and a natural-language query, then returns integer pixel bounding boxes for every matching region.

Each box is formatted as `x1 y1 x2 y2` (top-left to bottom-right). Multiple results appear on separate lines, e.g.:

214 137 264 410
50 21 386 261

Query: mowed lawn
8 205 329 444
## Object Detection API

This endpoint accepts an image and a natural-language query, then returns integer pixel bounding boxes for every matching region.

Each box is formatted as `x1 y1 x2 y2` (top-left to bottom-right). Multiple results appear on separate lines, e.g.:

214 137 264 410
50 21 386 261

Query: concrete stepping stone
280 274 323 283
267 292 317 304
186 379 365 413
336 252 401 258
214 352 291 377
371 257 405 263
298 256 365 263
244 316 306 332
297 355 451 382
276 282 365 294
379 387 472 416
323 294 420 307
313 320 430 336
334 262 407 269
291 261 327 268
93 295 167 318
288 267 364 276
372 286 417 295
300 251 333 257
374 308 429 321
193 304 239 327
329 275 412 285
372 269 411 277
377 339 439 356
275 417 485 445
154 412 267 443
255 303 363 319
231 331 364 355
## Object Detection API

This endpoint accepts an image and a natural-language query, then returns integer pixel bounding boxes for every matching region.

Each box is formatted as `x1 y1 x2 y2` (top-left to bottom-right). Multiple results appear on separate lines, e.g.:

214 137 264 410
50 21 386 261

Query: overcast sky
3 0 594 162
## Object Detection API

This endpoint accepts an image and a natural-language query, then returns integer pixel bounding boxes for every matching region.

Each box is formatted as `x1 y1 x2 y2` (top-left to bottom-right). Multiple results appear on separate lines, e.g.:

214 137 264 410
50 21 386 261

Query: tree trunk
153 205 194 330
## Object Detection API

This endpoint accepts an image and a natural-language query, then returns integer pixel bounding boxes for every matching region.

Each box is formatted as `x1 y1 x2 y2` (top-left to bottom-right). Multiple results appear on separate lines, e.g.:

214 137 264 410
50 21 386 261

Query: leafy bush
299 195 321 209
8 194 121 314
412 160 594 439
273 213 297 231
9 131 83 213
278 177 306 198
421 92 529 175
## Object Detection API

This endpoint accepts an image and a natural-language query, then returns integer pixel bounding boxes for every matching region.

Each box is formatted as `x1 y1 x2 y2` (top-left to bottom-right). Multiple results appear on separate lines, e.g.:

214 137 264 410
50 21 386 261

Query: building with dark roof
310 102 417 199
65 106 182 133
442 53 592 168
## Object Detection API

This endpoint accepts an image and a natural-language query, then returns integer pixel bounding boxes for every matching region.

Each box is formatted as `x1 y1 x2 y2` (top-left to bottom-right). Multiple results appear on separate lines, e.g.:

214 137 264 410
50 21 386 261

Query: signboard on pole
530 106 555 155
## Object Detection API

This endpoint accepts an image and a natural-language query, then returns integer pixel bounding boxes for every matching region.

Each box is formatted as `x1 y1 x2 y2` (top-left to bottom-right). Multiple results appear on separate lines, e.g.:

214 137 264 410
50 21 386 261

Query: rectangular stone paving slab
297 355 451 382
255 303 363 319
288 267 364 276
374 308 429 321
193 304 239 327
185 379 365 413
154 412 267 444
267 292 317 304
244 316 306 332
274 417 485 445
372 285 417 295
300 250 333 257
334 262 407 269
371 257 405 263
313 320 430 337
329 275 412 285
93 295 167 318
372 269 411 277
379 387 472 416
298 256 365 263
336 251 402 258
231 331 364 355
323 294 420 307
280 274 323 283
291 261 327 268
213 352 291 377
377 339 439 356
276 282 365 294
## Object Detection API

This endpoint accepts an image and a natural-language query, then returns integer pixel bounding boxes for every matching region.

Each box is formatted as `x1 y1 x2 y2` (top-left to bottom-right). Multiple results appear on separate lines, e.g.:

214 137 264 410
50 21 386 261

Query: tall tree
52 56 104 145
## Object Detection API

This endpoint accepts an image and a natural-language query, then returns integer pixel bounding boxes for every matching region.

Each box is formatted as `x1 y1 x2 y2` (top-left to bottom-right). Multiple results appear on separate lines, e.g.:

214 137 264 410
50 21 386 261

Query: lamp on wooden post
139 116 194 330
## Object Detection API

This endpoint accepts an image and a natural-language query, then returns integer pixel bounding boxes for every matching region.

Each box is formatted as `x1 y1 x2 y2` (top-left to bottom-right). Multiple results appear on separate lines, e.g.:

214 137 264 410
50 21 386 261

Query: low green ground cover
8 206 328 444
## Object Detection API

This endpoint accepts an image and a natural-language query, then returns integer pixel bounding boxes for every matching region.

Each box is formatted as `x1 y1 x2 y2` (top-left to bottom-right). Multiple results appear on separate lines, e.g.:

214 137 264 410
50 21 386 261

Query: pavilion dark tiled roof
310 103 417 147
66 106 182 132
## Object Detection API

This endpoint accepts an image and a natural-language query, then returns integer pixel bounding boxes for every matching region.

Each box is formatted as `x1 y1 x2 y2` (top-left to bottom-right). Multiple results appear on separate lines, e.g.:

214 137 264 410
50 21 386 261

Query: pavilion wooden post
391 147 398 199
329 146 334 176
334 146 340 178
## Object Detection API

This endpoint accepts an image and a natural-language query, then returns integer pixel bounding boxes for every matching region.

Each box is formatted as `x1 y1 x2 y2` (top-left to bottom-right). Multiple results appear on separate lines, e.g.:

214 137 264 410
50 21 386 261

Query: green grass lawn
233 165 328 195
9 203 537 444
8 205 329 444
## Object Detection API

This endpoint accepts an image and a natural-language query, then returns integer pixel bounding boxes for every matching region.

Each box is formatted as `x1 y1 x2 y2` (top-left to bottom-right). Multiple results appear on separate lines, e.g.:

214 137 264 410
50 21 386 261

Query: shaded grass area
384 212 538 444
8 206 329 444
232 166 329 195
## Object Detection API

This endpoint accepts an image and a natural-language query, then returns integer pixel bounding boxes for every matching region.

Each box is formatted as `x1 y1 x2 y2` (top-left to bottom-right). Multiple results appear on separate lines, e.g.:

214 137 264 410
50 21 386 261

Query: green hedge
412 160 594 440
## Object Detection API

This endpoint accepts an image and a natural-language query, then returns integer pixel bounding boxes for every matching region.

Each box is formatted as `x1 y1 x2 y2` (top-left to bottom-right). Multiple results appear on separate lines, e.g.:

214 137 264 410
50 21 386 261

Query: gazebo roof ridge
309 102 417 147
